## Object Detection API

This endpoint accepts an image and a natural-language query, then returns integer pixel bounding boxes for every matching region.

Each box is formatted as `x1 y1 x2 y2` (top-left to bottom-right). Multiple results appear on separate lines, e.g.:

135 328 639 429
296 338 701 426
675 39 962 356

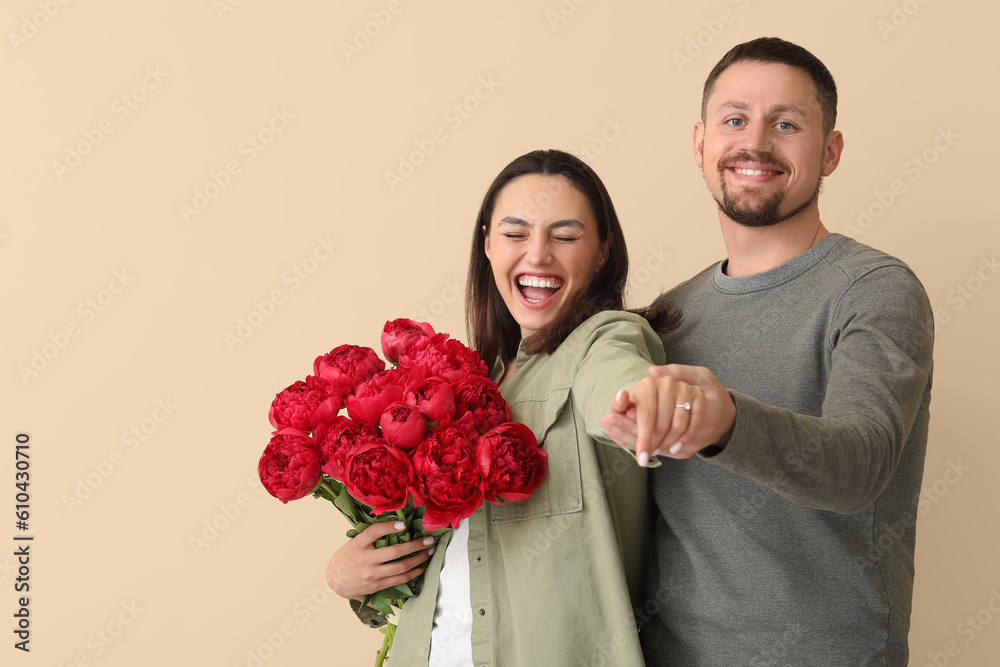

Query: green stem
318 478 339 498
312 477 340 504
374 622 396 667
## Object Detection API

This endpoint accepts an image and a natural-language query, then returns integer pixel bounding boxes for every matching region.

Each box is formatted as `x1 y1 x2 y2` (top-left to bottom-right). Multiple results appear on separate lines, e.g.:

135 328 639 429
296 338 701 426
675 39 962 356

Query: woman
328 149 699 666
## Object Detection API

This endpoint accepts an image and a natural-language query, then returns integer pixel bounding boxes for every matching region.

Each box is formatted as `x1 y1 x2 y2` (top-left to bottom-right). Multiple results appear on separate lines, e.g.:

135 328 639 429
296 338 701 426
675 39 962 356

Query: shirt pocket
490 386 583 523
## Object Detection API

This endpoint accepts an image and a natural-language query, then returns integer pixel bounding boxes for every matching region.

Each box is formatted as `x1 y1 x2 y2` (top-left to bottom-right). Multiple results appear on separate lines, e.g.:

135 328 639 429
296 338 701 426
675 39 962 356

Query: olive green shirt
390 311 665 666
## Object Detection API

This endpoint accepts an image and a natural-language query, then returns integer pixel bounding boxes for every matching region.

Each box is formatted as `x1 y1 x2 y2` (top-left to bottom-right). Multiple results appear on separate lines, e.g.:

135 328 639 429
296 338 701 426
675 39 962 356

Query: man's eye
776 121 794 130
726 118 745 127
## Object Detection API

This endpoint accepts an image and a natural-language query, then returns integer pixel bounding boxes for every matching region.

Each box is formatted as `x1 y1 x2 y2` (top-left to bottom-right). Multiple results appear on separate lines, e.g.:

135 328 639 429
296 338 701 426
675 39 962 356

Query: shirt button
478 608 486 616
474 555 482 563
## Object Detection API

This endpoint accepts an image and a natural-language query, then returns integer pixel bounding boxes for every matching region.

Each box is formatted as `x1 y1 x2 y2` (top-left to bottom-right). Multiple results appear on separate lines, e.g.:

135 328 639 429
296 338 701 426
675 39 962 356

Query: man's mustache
719 151 790 172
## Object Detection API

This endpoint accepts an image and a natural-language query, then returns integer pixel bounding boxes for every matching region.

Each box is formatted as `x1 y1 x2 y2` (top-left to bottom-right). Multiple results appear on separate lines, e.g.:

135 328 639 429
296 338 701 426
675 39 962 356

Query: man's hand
601 364 736 464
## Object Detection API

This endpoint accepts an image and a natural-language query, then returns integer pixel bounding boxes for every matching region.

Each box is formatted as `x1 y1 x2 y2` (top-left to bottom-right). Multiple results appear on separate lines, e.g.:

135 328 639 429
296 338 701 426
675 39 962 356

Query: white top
428 518 473 666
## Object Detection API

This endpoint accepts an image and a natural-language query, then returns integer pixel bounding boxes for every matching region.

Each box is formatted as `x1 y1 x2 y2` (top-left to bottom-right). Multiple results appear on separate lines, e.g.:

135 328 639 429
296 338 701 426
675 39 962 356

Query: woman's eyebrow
496 217 585 231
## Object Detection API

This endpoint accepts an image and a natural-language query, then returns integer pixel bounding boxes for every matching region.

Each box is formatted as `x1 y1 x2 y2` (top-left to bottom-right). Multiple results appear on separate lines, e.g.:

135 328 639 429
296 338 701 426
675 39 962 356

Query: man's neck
719 211 829 277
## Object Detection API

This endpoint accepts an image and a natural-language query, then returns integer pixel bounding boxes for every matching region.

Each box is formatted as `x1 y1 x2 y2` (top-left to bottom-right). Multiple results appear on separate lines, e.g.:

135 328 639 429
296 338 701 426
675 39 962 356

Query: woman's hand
326 521 436 601
601 364 736 465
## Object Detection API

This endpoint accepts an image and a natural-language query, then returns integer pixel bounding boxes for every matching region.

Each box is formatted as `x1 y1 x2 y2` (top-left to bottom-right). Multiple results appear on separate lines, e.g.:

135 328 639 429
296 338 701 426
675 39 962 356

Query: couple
328 37 934 666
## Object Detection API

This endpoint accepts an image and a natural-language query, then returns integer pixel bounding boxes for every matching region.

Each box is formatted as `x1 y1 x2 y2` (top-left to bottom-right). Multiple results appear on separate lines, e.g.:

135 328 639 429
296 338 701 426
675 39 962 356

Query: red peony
268 377 342 432
380 402 427 449
410 427 484 530
258 428 323 503
342 439 415 513
313 345 385 397
477 422 546 504
315 416 379 482
400 336 488 383
405 377 456 424
381 319 435 365
452 375 512 434
346 365 426 424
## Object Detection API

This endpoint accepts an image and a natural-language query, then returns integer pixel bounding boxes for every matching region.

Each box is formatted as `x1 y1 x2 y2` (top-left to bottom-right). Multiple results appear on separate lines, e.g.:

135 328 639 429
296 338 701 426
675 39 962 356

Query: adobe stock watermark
51 66 168 182
744 625 805 666
56 600 144 667
189 490 253 556
8 0 72 53
520 449 636 566
545 0 588 31
213 0 251 21
407 277 464 326
844 126 958 238
920 587 1000 667
853 459 970 574
877 0 932 40
223 235 339 352
383 75 501 192
0 555 17 585
233 583 335 667
626 246 672 296
579 629 629 667
934 254 997 327
573 117 627 163
16 268 134 386
61 398 180 513
672 0 753 73
190 473 269 558
179 106 295 223
340 0 411 63
918 459 969 513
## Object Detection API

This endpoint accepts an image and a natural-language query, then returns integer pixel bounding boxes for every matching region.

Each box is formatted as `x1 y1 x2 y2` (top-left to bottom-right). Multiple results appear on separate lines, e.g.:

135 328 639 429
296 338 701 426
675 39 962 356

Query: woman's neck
498 356 517 389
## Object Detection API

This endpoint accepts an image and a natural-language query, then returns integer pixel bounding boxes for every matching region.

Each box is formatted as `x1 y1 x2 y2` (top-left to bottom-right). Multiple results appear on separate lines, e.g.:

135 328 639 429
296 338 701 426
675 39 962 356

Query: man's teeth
518 276 562 289
733 168 778 176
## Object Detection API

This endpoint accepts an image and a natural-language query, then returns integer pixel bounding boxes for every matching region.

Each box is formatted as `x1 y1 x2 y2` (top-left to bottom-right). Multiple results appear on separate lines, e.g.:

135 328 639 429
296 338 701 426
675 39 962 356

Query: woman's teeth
518 276 562 289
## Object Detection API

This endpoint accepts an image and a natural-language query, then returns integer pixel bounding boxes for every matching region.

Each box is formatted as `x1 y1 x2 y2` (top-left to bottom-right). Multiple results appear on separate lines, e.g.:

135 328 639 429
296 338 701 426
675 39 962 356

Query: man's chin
717 192 821 229
715 197 783 228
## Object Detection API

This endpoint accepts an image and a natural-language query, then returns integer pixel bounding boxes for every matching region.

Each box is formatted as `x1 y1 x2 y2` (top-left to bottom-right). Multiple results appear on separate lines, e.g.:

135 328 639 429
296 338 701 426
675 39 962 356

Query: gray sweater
641 233 934 666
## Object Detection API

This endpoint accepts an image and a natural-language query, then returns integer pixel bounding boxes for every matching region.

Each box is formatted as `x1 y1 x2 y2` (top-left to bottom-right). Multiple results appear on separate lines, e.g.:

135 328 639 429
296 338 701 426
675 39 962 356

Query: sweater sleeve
702 264 934 514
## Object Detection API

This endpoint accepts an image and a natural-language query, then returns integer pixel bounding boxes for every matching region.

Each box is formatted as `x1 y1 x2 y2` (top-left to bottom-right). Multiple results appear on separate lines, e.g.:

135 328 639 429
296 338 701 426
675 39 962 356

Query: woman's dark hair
465 149 679 365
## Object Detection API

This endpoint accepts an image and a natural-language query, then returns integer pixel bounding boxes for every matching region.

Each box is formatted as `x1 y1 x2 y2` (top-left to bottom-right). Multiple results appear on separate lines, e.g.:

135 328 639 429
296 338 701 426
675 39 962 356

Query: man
603 37 934 665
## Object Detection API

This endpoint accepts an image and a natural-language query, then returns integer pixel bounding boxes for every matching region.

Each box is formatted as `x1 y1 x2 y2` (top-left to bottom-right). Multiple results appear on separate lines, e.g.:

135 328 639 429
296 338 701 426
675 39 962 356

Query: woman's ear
483 225 491 261
596 233 612 274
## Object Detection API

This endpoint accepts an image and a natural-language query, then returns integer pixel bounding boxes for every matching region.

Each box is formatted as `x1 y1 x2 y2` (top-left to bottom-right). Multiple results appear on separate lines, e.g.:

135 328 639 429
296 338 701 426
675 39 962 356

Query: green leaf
333 490 361 524
386 583 414 597
368 594 393 617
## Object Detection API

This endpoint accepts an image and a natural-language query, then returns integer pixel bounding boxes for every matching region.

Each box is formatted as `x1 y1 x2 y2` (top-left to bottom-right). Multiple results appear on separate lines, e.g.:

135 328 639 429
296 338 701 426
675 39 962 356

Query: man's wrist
702 392 737 457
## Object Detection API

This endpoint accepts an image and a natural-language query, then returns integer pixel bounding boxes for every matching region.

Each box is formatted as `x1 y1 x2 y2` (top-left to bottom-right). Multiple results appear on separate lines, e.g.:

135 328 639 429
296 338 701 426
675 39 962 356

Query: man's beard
711 151 823 228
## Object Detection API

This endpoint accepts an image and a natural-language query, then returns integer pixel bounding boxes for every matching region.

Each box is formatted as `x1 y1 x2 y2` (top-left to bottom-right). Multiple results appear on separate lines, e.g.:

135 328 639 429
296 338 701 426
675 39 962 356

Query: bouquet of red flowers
257 318 546 665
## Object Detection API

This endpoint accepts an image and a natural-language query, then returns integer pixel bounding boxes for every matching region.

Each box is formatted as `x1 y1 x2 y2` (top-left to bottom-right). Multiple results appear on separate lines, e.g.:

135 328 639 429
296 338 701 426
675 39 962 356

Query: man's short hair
701 37 838 136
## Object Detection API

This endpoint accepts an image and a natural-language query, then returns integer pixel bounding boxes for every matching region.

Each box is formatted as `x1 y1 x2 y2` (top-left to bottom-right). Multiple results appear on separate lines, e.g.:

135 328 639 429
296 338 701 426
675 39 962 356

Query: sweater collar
713 233 845 294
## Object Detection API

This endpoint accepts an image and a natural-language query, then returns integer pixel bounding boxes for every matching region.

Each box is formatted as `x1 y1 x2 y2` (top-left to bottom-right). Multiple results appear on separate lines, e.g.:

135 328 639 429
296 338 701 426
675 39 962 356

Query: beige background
2 1 997 665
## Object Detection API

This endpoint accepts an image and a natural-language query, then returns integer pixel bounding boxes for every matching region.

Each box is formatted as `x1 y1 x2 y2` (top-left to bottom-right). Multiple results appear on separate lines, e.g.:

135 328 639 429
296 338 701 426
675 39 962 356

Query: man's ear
821 130 844 177
693 122 706 169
